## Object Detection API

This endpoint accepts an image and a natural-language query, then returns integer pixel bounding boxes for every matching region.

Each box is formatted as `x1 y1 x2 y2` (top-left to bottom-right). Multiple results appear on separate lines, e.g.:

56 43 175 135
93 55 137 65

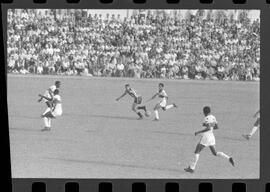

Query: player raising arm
116 84 149 120
147 83 177 121
184 106 234 173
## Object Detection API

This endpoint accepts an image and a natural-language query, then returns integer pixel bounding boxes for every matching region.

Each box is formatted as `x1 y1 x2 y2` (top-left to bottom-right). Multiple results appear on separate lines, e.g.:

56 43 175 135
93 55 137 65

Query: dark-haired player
116 84 148 120
147 83 177 121
38 89 62 131
242 110 260 140
184 106 234 173
38 80 61 108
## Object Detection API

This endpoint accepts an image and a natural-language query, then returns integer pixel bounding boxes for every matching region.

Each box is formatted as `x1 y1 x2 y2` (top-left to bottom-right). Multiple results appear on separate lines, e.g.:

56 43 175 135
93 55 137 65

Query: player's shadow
9 127 41 132
46 157 181 174
65 112 138 121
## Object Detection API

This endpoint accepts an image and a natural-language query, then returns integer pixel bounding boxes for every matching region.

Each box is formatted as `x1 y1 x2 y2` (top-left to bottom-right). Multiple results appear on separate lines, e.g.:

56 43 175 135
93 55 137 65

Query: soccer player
147 83 177 121
38 89 63 131
242 110 260 140
184 106 234 173
38 81 61 107
116 84 148 119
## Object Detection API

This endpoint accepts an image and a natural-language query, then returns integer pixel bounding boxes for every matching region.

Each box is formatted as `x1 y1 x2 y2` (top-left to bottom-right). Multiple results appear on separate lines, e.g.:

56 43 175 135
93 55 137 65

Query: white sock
48 118 51 128
43 108 51 115
249 126 258 136
43 117 49 127
154 110 159 119
190 154 200 170
217 152 230 159
165 105 174 110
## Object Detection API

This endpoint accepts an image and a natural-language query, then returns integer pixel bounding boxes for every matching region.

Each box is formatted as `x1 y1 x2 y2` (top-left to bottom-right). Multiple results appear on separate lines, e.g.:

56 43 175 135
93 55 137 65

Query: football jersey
52 95 62 112
126 88 139 99
202 114 217 135
158 89 168 98
49 85 57 93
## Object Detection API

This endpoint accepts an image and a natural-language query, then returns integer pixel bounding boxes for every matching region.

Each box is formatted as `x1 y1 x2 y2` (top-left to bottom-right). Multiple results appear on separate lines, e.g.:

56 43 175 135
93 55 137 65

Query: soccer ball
145 111 151 117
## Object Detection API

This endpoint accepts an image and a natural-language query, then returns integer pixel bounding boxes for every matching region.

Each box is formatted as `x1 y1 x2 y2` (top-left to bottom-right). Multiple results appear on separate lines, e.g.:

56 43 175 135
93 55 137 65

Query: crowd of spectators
7 9 260 81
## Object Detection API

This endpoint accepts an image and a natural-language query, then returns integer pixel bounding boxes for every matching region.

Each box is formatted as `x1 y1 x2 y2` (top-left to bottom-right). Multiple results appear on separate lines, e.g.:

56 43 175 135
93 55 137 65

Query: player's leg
185 143 205 173
209 145 235 166
136 97 147 113
153 103 161 121
132 102 143 119
41 117 50 131
164 103 178 110
243 118 260 140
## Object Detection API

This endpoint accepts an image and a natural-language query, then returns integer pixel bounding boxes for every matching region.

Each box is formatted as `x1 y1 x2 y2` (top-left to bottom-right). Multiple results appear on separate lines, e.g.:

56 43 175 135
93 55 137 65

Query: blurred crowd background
7 9 260 81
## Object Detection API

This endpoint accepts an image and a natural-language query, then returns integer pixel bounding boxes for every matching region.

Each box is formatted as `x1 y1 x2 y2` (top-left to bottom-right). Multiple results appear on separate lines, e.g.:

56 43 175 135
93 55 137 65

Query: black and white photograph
7 9 260 178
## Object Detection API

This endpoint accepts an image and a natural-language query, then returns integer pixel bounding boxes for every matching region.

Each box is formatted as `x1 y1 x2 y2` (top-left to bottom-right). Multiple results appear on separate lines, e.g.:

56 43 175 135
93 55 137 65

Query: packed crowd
7 10 260 81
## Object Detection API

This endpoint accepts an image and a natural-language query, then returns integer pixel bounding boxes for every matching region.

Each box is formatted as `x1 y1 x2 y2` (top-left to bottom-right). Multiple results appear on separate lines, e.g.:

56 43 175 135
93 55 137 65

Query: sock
165 104 174 110
137 106 146 112
43 117 49 127
190 154 200 170
249 126 258 136
154 110 159 119
43 108 51 115
137 112 143 118
217 152 230 159
48 118 51 128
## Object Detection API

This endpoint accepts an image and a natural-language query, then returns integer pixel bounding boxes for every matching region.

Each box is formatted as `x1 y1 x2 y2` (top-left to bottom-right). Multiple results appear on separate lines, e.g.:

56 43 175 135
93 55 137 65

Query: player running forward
116 84 148 120
147 83 177 121
38 81 61 107
184 106 234 173
242 110 260 140
38 89 63 131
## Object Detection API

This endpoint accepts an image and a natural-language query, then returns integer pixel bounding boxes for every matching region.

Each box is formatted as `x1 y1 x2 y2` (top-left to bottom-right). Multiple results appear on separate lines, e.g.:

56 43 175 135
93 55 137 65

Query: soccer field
7 74 259 179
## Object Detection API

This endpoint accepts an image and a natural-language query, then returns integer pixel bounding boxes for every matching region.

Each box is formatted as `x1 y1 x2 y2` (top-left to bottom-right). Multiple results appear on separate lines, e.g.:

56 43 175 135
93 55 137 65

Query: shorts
159 98 167 108
134 96 142 104
199 134 216 147
51 109 62 117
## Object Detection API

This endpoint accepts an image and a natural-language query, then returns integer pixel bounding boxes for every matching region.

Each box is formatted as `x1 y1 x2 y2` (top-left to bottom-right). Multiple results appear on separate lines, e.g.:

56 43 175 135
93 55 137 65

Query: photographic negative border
1 0 269 191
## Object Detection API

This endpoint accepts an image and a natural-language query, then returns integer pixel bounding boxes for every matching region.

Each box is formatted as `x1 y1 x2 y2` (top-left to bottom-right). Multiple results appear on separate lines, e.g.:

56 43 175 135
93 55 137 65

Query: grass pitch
7 74 259 178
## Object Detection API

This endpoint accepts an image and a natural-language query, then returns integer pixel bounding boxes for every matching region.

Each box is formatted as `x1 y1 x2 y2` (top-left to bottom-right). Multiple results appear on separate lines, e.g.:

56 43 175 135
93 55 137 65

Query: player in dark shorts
116 84 149 120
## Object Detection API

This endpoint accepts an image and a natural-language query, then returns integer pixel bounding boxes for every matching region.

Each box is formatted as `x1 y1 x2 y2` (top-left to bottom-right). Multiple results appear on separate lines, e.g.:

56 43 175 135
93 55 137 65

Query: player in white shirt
184 106 234 173
38 81 61 108
147 83 177 121
38 89 62 131
242 110 260 140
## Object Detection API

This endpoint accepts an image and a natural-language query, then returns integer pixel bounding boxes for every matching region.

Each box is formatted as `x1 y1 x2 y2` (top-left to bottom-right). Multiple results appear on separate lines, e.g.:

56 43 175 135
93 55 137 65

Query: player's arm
116 91 127 101
195 127 211 136
38 94 53 101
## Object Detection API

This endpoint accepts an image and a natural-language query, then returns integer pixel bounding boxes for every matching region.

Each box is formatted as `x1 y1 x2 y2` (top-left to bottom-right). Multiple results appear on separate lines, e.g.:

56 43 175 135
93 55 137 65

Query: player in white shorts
38 81 61 108
147 83 177 121
242 110 260 140
38 89 62 131
184 106 235 173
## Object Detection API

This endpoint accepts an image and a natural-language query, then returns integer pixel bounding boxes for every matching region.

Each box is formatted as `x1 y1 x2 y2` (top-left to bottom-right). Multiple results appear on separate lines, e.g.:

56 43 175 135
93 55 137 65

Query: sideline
7 73 260 85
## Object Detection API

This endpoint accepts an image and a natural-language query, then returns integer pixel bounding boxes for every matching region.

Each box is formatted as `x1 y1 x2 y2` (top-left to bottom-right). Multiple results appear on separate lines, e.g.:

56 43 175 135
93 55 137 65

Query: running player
184 106 234 173
242 110 260 140
116 84 148 120
147 83 177 121
38 89 63 131
38 81 61 107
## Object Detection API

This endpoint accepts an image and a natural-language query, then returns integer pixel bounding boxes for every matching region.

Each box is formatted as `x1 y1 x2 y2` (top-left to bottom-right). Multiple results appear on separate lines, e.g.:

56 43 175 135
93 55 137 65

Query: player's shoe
153 118 159 121
184 166 194 173
38 98 42 102
137 116 143 120
41 127 51 132
229 157 235 166
173 103 178 108
242 134 250 140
